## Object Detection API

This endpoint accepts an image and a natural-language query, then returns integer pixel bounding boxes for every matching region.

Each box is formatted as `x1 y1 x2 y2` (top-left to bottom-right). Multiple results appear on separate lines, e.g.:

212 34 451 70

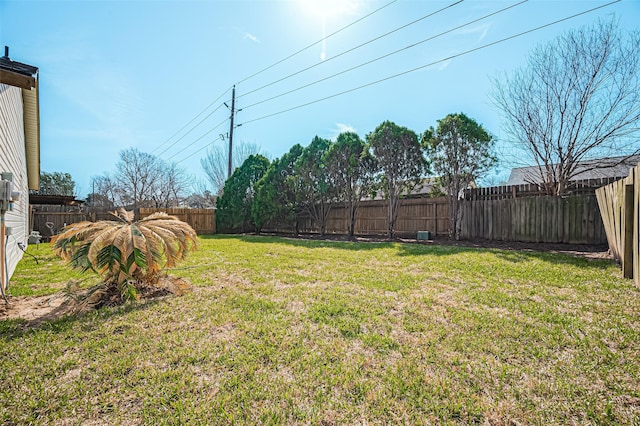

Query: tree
89 175 118 208
325 131 376 237
39 171 75 196
201 141 267 195
152 162 191 208
295 136 334 236
115 148 163 210
91 149 189 210
423 113 496 239
367 121 427 239
492 19 640 195
216 154 270 233
52 209 197 302
252 145 303 233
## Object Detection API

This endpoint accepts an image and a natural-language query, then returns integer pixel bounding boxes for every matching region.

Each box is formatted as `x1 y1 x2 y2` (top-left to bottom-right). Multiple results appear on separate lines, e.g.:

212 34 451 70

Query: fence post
634 167 639 288
622 184 634 278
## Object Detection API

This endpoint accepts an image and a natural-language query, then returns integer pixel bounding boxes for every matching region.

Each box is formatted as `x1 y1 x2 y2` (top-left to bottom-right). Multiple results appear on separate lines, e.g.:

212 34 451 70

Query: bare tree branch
492 18 640 195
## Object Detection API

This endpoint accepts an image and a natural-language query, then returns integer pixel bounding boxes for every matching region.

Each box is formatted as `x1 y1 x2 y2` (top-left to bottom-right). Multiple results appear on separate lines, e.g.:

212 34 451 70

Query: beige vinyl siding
0 83 29 279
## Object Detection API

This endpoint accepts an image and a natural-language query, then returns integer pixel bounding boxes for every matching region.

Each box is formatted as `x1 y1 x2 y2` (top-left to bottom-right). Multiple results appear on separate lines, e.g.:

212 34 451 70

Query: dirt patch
0 275 192 326
0 293 67 323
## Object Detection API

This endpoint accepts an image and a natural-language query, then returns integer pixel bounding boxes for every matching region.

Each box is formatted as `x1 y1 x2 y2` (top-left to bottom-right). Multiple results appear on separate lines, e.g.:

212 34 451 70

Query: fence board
264 197 451 238
30 205 88 240
31 206 216 238
596 162 640 287
140 208 216 234
460 193 606 244
633 165 640 288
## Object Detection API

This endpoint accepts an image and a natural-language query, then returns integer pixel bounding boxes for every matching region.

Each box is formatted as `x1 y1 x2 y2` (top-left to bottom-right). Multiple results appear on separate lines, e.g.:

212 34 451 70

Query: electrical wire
174 135 225 165
165 118 228 161
242 0 527 111
237 0 465 100
154 0 447 162
237 0 621 127
235 0 399 86
151 86 232 155
13 235 38 265
156 102 229 158
155 2 399 158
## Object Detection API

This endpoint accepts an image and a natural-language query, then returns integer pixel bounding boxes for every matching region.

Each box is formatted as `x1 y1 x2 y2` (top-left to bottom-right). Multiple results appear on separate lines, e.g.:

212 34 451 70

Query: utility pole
227 85 236 178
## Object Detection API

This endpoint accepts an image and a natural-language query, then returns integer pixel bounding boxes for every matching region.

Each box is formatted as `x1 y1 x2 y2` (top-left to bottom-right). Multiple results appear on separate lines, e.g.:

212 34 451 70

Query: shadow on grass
204 233 616 269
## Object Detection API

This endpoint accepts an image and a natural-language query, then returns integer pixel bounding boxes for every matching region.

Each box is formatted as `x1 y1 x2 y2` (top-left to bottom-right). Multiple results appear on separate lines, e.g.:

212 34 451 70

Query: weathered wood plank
634 166 639 288
595 162 639 285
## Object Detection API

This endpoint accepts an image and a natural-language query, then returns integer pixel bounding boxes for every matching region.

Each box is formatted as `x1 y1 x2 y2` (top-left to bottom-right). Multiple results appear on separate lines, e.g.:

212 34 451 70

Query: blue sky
1 0 638 196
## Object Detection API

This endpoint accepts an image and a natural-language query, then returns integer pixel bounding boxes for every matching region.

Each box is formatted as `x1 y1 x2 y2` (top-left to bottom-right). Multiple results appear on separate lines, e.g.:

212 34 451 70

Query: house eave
0 68 36 90
1 50 41 190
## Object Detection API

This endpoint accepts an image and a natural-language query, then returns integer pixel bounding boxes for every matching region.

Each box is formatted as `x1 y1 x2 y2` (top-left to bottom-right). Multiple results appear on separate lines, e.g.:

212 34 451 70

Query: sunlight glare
300 0 359 19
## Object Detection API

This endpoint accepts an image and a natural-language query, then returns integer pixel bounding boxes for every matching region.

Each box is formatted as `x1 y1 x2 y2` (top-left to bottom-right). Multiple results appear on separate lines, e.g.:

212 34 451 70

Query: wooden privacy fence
464 177 620 200
139 208 215 234
263 197 450 237
30 205 103 240
261 188 607 244
460 194 606 244
31 206 216 238
595 162 639 287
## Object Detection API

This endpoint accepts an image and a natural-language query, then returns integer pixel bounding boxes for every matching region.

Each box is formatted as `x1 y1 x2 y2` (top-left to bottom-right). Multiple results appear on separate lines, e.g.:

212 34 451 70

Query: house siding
0 83 29 279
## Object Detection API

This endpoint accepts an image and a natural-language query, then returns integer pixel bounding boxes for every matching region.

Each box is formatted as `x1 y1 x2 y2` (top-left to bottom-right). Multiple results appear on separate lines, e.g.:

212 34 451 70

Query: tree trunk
349 201 357 238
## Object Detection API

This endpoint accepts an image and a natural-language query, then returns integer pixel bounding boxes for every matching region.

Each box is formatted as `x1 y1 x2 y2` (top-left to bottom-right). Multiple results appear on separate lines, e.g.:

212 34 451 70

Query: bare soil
0 276 192 326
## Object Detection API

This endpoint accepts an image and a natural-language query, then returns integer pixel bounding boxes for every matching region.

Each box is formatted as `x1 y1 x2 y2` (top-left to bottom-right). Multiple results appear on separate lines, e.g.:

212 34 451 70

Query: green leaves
295 136 335 234
39 171 76 196
424 113 495 239
367 121 427 238
425 113 495 191
252 145 304 232
217 154 270 233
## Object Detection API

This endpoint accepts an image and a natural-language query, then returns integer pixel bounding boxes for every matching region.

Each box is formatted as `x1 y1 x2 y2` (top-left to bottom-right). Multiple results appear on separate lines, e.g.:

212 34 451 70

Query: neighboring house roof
366 177 475 200
0 46 40 190
506 155 640 186
29 194 84 206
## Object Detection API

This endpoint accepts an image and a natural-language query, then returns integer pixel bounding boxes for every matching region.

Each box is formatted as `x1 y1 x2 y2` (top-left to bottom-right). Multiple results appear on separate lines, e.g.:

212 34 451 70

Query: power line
156 102 228 158
235 0 399 86
159 1 399 160
237 0 465 100
174 135 225 165
164 117 228 161
151 86 232 155
242 0 527 111
237 0 621 127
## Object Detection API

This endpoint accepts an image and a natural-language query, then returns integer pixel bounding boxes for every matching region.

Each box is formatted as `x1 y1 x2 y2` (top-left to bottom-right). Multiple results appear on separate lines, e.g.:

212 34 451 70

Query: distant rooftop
506 155 640 186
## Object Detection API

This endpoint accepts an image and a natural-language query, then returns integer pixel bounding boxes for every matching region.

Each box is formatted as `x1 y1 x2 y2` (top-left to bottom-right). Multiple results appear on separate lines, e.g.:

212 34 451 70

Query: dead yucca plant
52 209 198 301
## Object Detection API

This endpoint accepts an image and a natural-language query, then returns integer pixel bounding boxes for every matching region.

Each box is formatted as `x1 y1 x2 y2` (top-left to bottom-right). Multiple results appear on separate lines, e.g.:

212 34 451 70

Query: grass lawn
1 235 639 424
